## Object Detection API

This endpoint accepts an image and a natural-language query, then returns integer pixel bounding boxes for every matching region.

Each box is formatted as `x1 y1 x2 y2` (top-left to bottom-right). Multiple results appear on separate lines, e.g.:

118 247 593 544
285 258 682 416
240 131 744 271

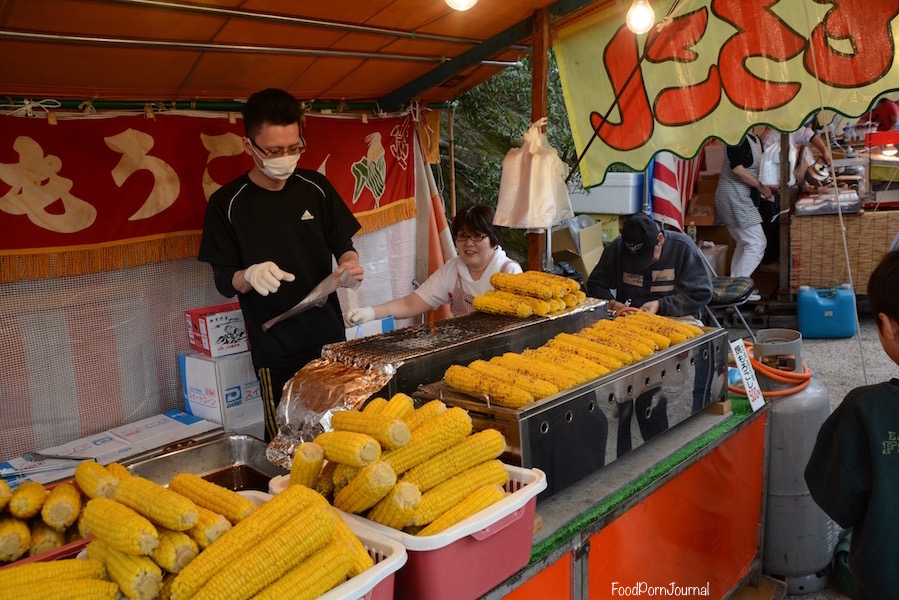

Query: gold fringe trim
1 232 202 283
355 196 418 235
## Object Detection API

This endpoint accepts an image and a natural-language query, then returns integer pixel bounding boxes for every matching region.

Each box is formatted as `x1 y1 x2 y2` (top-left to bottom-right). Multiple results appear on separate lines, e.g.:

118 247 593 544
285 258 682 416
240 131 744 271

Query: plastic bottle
686 221 697 243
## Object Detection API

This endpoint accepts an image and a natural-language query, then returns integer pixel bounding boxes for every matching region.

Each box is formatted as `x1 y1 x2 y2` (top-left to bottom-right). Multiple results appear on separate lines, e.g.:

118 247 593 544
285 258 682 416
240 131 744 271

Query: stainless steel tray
127 434 287 491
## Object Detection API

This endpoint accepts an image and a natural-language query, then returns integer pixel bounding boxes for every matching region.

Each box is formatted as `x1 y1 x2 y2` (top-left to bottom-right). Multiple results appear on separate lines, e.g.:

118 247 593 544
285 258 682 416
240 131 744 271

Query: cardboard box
185 302 248 357
686 191 716 226
179 351 264 433
583 213 622 243
551 219 605 281
345 316 395 341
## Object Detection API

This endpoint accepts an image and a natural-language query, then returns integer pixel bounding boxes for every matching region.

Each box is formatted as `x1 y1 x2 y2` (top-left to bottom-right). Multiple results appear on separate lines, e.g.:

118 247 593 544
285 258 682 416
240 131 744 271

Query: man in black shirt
198 88 363 440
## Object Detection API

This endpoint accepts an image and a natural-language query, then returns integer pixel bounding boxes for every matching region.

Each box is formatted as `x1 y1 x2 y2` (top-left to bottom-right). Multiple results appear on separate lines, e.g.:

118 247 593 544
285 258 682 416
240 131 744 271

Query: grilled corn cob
28 521 64 556
151 528 199 574
252 538 356 600
467 359 558 402
333 461 397 513
519 270 578 294
472 294 533 318
418 483 506 536
624 311 701 342
401 428 507 492
410 460 509 527
484 290 551 316
167 472 255 524
289 442 325 488
169 484 327 600
444 364 535 407
8 481 47 520
330 410 411 450
521 347 601 380
185 505 231 550
87 538 162 600
382 406 473 475
554 332 634 365
577 328 652 359
598 318 670 350
0 516 30 562
366 481 421 529
404 399 447 431
40 481 82 532
74 461 118 499
544 338 625 371
525 346 609 379
492 352 584 387
81 497 159 555
489 271 554 300
115 476 199 531
190 503 335 600
314 430 381 467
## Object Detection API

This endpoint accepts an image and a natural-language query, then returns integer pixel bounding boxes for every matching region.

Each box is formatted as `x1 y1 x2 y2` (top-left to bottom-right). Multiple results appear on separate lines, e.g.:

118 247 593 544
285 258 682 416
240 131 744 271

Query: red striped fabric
650 151 704 232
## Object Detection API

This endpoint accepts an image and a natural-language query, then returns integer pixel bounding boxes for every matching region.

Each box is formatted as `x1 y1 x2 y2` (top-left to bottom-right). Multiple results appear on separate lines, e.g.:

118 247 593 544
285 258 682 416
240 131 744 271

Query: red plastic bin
340 464 546 600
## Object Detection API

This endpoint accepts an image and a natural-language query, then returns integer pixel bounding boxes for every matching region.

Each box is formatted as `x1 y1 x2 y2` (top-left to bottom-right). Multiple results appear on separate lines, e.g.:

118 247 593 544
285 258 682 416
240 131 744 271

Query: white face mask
250 146 300 181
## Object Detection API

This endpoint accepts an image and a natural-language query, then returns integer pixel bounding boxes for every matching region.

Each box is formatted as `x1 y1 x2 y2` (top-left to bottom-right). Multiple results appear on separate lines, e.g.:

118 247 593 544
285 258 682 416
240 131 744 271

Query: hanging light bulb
626 0 656 35
883 144 898 157
445 0 477 10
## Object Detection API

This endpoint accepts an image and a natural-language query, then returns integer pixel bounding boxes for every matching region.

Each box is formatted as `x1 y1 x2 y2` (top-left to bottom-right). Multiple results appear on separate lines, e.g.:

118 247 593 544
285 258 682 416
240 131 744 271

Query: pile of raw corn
0 458 374 600
444 311 703 408
289 393 509 537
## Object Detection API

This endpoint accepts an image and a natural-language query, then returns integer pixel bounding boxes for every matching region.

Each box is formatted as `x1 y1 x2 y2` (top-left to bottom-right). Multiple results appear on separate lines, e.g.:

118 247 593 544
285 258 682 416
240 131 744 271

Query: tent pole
528 7 550 272
448 106 457 218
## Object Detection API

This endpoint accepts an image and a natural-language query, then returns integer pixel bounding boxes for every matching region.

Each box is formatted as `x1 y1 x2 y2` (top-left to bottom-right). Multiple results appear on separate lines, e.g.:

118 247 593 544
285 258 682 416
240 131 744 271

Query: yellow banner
554 0 899 187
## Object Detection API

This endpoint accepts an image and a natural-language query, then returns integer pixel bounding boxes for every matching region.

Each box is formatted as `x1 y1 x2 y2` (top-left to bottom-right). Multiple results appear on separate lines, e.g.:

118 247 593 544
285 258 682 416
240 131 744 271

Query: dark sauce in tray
202 465 270 492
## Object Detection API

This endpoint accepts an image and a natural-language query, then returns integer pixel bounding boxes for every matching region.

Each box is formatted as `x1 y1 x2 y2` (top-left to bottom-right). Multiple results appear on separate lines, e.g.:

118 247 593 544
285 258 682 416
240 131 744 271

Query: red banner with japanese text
554 0 899 187
0 111 415 282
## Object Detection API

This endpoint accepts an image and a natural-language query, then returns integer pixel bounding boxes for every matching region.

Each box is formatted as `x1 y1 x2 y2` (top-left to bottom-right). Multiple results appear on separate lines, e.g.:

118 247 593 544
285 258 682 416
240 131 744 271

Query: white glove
344 306 376 326
243 261 295 296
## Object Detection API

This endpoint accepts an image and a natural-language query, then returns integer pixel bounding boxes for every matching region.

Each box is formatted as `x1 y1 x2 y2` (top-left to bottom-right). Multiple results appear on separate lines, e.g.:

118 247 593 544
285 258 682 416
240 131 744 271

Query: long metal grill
321 299 606 395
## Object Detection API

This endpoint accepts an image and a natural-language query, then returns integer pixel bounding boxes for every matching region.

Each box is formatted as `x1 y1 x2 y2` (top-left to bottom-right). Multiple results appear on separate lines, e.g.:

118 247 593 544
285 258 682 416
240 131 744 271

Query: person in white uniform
344 205 522 325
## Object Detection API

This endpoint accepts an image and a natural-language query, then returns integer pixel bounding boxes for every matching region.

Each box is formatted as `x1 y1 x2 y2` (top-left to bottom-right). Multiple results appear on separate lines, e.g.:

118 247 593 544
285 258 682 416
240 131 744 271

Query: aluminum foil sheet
265 358 393 468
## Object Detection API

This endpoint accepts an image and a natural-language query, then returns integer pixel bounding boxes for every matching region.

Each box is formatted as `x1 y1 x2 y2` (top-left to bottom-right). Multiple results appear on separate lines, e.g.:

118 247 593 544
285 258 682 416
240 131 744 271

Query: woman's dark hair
868 250 899 330
242 88 301 139
451 205 502 247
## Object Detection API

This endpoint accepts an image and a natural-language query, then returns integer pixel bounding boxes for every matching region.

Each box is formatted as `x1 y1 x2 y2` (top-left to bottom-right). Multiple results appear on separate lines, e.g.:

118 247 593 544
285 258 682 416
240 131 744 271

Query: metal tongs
262 268 359 332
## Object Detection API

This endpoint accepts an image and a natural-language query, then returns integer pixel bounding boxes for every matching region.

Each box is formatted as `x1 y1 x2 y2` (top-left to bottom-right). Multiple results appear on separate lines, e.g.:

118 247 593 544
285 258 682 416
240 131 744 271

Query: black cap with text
621 212 660 272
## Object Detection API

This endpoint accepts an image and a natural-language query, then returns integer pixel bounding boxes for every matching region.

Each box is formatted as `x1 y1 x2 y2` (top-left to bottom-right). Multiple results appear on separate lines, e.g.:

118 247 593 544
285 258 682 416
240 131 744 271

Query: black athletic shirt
198 169 361 370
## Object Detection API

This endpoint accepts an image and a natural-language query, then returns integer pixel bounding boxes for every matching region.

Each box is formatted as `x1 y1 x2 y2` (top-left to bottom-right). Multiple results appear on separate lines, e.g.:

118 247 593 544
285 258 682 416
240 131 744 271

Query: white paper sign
729 338 766 412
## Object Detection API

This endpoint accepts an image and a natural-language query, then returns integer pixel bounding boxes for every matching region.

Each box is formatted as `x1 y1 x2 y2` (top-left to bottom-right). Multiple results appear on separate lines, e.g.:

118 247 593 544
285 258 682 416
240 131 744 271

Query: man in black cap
586 212 711 317
586 212 713 458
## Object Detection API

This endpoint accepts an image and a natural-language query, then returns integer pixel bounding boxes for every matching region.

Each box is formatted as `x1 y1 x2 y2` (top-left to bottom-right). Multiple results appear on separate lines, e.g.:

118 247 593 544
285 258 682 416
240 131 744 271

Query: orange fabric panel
505 552 571 600
587 413 767 599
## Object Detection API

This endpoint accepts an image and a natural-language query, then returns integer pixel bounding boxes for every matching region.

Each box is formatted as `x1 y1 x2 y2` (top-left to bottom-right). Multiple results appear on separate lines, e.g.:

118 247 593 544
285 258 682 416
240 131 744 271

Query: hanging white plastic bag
495 118 573 229
759 142 797 187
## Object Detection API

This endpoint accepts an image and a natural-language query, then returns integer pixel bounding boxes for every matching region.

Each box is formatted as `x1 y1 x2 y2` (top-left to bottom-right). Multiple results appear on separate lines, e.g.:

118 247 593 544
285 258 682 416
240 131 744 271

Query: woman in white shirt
344 205 522 325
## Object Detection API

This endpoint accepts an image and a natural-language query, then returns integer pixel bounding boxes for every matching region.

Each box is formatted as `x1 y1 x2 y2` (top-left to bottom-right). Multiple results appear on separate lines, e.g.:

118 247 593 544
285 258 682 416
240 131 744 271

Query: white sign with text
729 338 766 412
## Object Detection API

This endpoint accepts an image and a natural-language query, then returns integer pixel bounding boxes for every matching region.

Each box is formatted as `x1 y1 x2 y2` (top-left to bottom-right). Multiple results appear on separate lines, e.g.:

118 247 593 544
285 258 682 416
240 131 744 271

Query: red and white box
185 301 248 357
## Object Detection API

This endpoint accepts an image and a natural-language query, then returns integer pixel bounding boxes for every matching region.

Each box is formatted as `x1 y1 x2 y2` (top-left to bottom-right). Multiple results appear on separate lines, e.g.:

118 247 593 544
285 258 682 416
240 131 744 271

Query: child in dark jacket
805 250 899 600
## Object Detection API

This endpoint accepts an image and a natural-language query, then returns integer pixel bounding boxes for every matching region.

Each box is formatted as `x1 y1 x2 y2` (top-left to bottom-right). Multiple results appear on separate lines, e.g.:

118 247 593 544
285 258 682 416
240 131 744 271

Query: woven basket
790 211 899 294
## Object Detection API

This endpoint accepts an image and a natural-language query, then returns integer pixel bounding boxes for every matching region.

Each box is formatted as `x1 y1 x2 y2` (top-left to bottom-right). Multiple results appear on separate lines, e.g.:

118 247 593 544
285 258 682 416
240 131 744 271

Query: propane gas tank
756 329 835 595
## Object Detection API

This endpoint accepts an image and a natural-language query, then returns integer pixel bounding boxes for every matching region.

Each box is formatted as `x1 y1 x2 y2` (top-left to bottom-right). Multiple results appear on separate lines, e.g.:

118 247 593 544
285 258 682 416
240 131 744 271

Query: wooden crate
790 211 899 294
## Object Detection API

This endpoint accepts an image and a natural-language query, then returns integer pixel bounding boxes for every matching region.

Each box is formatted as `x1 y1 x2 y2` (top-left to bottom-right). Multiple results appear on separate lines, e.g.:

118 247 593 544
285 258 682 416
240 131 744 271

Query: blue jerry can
797 284 857 339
